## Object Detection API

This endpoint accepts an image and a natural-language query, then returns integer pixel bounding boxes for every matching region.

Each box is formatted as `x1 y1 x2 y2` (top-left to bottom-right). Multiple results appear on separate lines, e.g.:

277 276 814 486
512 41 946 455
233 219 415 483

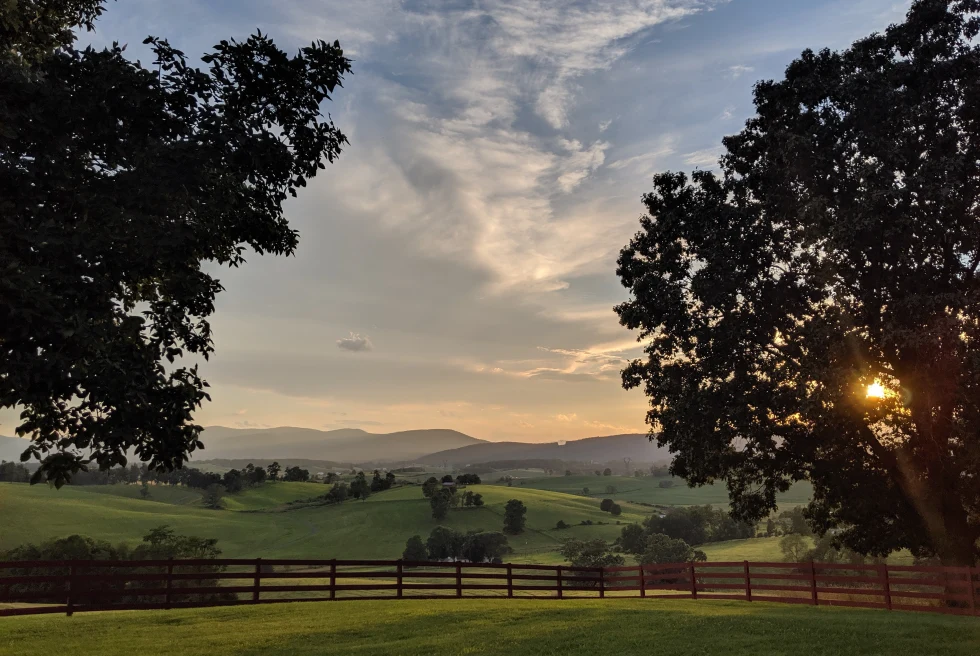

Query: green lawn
1 599 977 655
506 474 813 507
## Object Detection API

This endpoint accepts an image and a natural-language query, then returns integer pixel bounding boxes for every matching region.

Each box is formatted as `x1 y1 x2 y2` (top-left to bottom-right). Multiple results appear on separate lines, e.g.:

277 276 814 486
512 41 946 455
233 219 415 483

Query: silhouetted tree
617 0 980 566
1 0 352 486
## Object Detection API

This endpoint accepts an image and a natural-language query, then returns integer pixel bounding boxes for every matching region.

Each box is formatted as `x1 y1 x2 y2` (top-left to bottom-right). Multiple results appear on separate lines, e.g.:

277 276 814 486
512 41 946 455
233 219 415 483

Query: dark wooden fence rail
0 559 976 618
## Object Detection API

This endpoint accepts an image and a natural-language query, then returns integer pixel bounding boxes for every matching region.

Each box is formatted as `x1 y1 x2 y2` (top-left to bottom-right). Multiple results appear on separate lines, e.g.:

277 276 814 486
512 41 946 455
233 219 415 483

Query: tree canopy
616 0 980 565
1 0 351 485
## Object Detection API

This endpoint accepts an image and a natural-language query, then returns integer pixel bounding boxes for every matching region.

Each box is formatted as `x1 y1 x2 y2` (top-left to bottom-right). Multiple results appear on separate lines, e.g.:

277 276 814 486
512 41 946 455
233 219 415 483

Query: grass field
1 599 977 655
0 482 651 561
504 474 814 507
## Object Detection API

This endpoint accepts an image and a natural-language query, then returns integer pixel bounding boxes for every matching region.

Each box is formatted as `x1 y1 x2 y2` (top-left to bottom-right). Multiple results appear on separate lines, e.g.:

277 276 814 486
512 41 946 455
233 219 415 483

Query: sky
0 0 913 443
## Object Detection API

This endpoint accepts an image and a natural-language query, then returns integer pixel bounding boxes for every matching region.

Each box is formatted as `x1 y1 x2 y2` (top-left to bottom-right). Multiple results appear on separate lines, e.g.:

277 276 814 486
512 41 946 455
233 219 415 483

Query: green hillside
504 474 813 507
0 482 648 560
3 599 978 656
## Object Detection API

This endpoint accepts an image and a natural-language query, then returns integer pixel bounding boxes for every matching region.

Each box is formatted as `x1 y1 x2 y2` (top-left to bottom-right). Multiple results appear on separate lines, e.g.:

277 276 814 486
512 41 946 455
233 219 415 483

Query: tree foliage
559 539 625 568
0 0 352 486
637 534 706 565
616 0 980 565
502 499 527 535
402 535 428 562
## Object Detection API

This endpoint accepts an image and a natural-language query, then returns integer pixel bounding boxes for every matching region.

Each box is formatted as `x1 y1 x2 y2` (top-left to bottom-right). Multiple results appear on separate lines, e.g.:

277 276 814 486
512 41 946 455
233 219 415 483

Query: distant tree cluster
0 526 231 604
402 527 512 564
0 461 30 483
370 470 396 492
599 498 622 516
221 464 269 493
349 472 370 500
559 539 624 568
454 474 482 486
428 482 484 520
637 506 754 546
281 466 310 483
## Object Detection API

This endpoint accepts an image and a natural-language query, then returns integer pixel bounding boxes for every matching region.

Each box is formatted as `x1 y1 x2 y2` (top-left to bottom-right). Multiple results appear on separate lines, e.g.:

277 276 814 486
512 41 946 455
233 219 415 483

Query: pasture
1 599 977 655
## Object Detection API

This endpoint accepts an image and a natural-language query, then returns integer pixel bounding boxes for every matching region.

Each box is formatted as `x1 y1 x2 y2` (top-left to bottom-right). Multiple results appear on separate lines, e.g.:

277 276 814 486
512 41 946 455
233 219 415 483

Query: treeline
0 460 30 482
0 526 231 604
556 505 756 571
402 527 512 564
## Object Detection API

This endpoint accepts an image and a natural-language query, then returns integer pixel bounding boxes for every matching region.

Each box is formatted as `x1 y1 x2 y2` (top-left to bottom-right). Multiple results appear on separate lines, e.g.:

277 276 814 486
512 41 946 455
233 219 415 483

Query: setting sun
866 382 886 399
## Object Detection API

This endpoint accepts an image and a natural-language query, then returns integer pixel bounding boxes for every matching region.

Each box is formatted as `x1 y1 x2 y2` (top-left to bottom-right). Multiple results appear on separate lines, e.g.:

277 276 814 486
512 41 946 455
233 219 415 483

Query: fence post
507 565 513 598
809 560 818 606
252 558 262 603
456 563 462 598
557 567 563 599
330 560 337 600
66 564 76 617
879 564 891 611
970 567 977 615
165 558 174 610
639 564 646 598
744 561 752 602
689 562 697 600
599 568 605 599
396 560 403 599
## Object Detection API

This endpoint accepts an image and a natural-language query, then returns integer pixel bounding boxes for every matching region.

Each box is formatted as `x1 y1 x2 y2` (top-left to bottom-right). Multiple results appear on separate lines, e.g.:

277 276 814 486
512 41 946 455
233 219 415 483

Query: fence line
0 558 976 618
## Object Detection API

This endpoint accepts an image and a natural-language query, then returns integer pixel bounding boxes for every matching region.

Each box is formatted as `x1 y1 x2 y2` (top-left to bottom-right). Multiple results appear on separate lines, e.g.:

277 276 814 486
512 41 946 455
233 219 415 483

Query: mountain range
195 426 484 463
2 427 669 468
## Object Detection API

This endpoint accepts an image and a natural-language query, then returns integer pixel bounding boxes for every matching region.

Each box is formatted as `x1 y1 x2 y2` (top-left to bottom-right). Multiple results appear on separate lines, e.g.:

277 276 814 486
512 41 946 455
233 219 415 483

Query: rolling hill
194 426 486 463
417 433 670 466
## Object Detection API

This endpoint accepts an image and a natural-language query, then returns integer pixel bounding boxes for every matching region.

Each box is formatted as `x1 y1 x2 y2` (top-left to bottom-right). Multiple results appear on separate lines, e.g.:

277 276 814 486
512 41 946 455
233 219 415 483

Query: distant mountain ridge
195 426 485 463
416 433 668 466
3 428 668 468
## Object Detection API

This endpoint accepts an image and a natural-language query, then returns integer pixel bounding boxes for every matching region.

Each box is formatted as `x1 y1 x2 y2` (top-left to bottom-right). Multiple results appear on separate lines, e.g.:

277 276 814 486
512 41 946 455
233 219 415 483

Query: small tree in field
503 499 527 534
402 535 428 562
609 503 622 517
599 498 614 512
780 534 811 563
202 484 223 510
430 490 451 521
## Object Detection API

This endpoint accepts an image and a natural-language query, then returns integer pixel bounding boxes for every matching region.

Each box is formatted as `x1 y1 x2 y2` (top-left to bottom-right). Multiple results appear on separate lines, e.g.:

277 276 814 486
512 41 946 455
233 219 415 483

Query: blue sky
6 0 912 441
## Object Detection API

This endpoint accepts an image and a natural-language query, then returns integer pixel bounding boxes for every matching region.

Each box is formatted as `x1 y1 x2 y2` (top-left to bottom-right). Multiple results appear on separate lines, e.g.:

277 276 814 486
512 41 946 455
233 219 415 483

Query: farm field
504 474 813 507
0 482 651 561
2 598 978 656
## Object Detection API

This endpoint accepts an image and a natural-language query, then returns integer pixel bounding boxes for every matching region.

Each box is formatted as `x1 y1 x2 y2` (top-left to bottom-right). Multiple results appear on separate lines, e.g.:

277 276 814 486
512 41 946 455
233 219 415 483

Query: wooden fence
0 558 976 618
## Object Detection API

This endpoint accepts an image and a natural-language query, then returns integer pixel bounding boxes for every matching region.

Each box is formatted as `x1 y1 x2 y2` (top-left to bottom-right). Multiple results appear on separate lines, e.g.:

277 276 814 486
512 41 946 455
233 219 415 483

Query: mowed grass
508 474 814 507
2 599 978 656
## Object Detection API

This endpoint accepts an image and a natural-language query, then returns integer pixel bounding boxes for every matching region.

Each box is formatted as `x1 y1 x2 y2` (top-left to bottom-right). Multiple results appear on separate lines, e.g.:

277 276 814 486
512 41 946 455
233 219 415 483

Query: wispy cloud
337 333 373 352
682 148 722 168
727 64 755 79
